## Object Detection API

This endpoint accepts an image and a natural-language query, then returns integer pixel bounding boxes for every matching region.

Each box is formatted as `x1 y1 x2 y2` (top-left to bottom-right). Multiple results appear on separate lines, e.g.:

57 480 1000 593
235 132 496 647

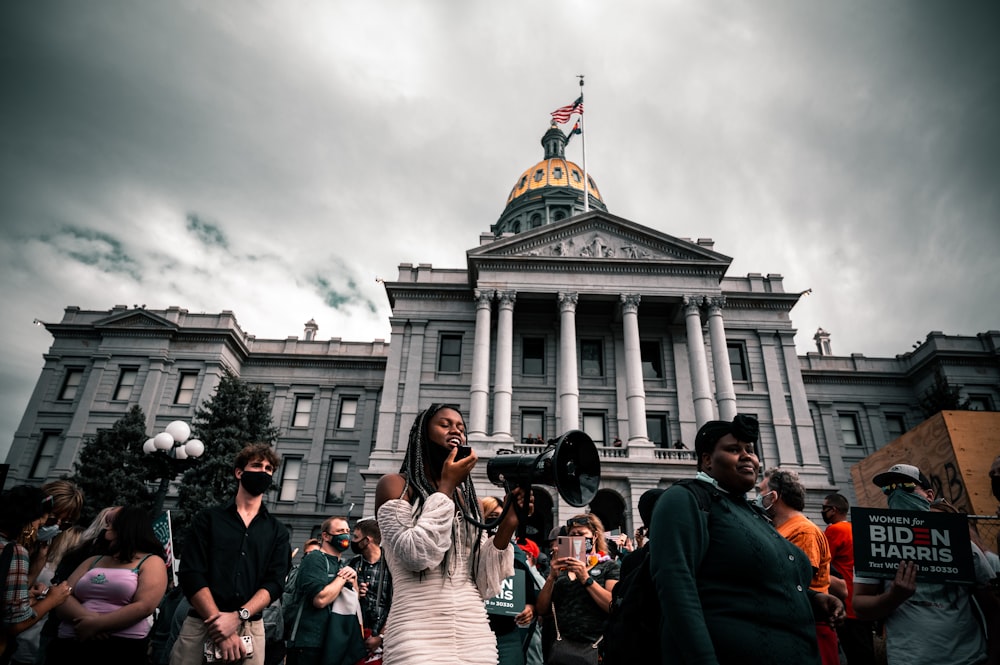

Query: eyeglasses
566 516 590 528
880 482 916 494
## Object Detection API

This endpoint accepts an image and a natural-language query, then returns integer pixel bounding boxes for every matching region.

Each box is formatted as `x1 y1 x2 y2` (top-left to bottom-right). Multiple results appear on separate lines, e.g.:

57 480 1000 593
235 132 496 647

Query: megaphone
487 430 601 507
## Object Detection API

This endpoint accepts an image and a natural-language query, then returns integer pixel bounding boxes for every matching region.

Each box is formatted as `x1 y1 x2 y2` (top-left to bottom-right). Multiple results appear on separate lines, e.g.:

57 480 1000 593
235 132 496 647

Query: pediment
468 211 730 264
93 309 177 330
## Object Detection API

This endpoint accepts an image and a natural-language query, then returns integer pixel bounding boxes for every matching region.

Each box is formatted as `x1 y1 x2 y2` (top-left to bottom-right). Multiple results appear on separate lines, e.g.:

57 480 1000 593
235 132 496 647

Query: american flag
551 95 584 124
152 510 177 585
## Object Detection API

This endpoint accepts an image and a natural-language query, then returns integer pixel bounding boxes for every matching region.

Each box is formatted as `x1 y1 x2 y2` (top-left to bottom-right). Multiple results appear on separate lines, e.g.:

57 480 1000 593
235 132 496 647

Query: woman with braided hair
374 404 529 665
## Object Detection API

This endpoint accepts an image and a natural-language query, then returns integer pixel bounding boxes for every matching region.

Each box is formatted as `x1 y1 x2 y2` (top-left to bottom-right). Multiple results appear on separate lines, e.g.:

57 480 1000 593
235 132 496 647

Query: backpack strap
672 478 721 513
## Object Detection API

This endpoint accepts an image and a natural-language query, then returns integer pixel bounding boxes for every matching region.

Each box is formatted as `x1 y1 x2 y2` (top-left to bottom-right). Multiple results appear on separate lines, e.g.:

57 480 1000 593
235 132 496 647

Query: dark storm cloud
186 214 230 250
1 1 998 458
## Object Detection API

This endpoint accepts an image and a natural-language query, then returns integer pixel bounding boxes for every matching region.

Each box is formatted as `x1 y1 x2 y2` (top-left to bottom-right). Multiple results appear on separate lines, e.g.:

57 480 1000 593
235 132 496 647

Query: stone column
469 289 494 437
620 294 650 445
683 296 715 426
492 290 516 439
557 292 580 433
707 297 737 421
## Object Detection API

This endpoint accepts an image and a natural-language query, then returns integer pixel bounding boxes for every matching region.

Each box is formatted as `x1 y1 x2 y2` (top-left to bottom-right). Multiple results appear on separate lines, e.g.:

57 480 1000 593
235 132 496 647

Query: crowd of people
3 408 998 665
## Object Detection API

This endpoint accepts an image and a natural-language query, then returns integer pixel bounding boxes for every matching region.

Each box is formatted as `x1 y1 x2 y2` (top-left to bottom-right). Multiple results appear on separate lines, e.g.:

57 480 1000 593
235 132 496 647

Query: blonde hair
47 525 85 566
481 496 503 517
41 480 84 523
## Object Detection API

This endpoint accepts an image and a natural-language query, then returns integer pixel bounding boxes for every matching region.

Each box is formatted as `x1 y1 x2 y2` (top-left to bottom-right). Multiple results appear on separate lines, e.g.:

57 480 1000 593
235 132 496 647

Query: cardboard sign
852 507 976 585
485 568 526 616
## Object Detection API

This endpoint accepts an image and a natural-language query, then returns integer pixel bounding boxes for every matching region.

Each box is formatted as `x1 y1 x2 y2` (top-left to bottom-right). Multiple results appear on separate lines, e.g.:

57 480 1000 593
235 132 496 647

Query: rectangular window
438 334 462 373
30 432 60 479
522 337 545 375
728 343 748 382
582 413 606 446
279 457 302 502
640 341 663 379
885 415 906 440
59 369 83 401
293 396 313 428
968 395 992 411
174 372 197 405
580 340 604 377
338 397 358 429
521 410 544 443
839 414 862 446
113 368 138 401
326 458 350 504
646 414 668 447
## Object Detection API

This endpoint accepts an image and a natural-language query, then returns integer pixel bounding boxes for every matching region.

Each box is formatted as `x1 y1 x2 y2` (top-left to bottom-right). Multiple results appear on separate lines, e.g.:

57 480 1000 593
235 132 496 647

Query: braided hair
399 404 486 577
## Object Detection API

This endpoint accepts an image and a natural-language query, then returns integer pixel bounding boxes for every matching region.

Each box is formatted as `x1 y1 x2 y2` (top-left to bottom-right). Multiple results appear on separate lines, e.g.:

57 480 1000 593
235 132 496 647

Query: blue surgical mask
36 525 61 543
754 490 776 512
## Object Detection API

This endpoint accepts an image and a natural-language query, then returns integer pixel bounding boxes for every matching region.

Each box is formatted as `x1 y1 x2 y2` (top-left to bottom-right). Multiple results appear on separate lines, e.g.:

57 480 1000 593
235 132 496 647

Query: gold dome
505 158 603 206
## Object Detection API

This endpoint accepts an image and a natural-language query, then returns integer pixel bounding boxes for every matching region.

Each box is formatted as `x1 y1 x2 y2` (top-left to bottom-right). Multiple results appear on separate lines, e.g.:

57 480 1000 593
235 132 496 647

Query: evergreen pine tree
919 368 971 417
71 404 155 524
173 372 278 557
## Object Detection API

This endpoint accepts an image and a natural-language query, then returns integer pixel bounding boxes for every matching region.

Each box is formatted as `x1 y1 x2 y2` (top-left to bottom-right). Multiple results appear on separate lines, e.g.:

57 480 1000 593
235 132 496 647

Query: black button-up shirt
178 500 290 613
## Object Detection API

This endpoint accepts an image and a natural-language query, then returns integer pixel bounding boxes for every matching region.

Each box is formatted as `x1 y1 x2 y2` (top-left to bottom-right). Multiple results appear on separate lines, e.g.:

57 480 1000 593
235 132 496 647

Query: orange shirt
776 513 831 593
824 520 856 618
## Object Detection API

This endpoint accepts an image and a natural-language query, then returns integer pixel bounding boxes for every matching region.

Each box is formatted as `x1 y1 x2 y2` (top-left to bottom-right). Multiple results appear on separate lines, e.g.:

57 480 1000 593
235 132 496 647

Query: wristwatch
584 576 595 587
238 607 251 621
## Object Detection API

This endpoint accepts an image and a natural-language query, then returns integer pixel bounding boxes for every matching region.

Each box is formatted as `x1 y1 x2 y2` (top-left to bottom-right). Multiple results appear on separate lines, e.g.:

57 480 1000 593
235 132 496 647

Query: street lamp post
143 420 204 515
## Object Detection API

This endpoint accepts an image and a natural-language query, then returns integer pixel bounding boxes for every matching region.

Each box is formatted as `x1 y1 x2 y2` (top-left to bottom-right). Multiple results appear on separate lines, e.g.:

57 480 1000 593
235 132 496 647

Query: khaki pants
170 615 266 665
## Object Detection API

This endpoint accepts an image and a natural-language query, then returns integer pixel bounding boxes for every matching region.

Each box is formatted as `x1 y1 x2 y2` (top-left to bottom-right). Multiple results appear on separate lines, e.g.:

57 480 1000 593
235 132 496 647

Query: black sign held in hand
851 507 976 585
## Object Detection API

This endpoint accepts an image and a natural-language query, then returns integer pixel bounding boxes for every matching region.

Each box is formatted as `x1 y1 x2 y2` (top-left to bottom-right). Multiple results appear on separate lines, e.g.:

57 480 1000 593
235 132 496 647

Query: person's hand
71 611 110 640
810 592 846 627
363 632 383 653
501 487 534 528
438 446 477 495
337 566 358 585
887 560 918 603
205 610 241 643
45 580 73 606
358 581 369 598
514 604 535 627
215 632 248 663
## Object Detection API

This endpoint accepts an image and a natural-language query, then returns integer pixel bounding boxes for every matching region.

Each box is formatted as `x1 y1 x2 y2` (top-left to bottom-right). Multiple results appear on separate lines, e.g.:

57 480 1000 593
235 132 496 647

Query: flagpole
577 74 588 213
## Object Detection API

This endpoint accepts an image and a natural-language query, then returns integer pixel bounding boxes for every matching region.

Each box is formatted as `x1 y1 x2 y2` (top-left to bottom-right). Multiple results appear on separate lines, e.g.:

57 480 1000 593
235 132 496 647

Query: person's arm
649 485 718 665
311 562 358 609
828 575 848 601
852 561 917 621
71 555 169 639
375 475 455 573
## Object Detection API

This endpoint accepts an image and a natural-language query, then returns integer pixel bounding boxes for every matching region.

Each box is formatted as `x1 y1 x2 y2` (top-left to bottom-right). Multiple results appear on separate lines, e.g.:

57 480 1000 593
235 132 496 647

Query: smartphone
556 535 587 563
454 445 472 461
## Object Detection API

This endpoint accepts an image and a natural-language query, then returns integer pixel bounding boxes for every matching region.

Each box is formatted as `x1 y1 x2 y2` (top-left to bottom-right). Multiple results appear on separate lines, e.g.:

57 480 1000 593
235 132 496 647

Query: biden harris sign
852 507 976 585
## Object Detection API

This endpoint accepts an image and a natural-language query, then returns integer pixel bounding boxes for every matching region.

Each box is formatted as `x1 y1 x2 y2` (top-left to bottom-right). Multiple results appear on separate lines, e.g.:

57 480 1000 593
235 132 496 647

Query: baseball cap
547 525 566 543
872 463 931 490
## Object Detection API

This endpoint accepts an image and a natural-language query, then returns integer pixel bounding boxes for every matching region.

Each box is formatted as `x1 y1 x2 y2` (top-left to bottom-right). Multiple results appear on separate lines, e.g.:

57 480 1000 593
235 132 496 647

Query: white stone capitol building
6 122 998 545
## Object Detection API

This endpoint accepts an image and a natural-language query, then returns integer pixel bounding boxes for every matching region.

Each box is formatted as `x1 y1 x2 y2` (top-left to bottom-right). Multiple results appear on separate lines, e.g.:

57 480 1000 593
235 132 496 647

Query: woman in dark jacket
649 415 844 665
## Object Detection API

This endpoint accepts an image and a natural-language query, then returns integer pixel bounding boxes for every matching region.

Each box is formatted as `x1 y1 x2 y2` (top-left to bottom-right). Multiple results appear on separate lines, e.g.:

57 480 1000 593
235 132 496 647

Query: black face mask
585 537 594 554
350 538 367 555
992 476 1000 502
240 470 272 496
330 534 352 552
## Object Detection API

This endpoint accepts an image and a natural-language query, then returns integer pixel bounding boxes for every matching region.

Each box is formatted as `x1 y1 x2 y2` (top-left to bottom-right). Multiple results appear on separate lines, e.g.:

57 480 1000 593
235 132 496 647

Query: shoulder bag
548 601 601 665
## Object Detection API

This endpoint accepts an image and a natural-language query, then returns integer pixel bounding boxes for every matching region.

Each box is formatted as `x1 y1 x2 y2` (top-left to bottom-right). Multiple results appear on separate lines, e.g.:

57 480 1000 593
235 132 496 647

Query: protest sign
852 507 975 585
485 568 526 616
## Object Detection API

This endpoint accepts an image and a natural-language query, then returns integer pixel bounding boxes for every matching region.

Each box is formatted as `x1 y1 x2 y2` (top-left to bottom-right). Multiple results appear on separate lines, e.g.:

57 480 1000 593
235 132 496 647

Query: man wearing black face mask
172 443 290 665
346 518 393 663
285 516 366 665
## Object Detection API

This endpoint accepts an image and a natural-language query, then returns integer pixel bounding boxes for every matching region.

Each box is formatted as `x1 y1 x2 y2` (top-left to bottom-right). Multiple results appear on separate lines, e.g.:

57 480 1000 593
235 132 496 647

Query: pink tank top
58 554 156 640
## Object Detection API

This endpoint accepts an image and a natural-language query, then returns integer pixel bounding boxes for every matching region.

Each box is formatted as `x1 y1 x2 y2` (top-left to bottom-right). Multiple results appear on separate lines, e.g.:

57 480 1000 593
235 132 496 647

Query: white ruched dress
377 491 514 665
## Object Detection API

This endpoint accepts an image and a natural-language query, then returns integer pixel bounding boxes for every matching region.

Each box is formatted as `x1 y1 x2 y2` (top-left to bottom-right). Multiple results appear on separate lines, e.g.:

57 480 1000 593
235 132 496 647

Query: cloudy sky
2 1 998 459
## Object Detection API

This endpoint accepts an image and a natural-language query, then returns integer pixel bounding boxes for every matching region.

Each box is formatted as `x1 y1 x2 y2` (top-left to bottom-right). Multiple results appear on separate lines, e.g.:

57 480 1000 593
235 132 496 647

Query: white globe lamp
184 439 205 458
153 432 175 451
165 420 191 444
